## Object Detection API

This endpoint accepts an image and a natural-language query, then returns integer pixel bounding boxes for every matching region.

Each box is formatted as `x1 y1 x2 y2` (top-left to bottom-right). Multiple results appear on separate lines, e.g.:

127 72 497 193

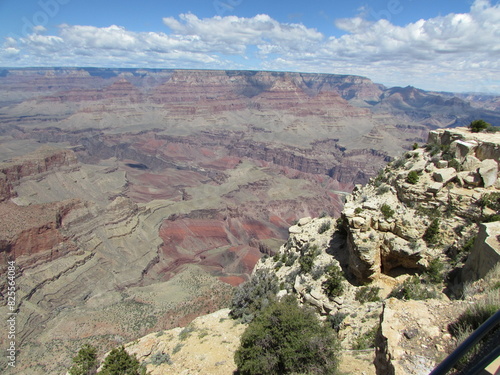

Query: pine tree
99 346 146 375
68 344 98 375
235 295 340 374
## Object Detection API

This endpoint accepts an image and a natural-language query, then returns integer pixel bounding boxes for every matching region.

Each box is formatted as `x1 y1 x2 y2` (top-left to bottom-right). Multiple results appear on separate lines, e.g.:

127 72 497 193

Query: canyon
0 68 499 373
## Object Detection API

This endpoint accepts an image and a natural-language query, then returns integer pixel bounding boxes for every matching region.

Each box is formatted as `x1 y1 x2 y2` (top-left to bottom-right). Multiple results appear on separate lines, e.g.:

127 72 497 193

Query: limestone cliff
342 127 500 284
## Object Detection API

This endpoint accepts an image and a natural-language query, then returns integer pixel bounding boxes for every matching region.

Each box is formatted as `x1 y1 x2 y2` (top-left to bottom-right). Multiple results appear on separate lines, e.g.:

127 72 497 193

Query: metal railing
429 309 500 375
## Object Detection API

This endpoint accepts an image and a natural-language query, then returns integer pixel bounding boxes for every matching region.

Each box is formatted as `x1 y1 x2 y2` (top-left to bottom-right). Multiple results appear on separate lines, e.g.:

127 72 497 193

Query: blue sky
0 0 499 93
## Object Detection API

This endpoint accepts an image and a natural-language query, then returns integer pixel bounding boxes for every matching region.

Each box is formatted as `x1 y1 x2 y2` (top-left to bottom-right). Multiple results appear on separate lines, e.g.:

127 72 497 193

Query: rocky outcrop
340 127 500 282
375 298 467 375
124 309 246 375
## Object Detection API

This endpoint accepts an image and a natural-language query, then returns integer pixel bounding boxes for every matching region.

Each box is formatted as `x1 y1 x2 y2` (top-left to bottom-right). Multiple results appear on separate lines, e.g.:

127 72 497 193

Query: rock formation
341 128 500 283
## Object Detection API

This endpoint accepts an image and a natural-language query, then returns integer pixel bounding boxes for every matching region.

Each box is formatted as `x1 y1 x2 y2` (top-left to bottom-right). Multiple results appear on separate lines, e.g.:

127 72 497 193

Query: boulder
435 160 448 169
427 130 441 145
425 163 435 173
462 221 500 281
298 217 312 226
350 216 366 229
433 168 456 184
427 182 443 194
451 140 478 160
478 159 498 188
304 293 324 311
462 155 481 172
457 171 481 187
409 159 427 172
289 225 302 234
276 290 288 299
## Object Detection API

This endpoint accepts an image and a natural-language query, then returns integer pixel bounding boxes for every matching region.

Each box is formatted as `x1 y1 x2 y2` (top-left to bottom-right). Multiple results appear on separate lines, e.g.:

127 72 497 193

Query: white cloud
32 25 47 33
0 0 499 92
264 0 500 92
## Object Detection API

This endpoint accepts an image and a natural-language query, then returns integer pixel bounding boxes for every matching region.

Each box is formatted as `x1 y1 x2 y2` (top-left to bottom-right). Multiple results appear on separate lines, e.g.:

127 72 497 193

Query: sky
0 0 499 93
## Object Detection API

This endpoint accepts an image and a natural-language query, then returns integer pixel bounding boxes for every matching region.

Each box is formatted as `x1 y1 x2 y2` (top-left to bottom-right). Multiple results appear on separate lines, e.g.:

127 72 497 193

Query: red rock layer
0 200 79 266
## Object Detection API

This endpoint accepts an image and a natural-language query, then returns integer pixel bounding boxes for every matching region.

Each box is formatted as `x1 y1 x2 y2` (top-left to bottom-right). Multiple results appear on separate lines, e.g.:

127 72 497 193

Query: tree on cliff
99 346 147 375
69 344 147 375
234 295 340 375
469 119 492 133
68 344 98 375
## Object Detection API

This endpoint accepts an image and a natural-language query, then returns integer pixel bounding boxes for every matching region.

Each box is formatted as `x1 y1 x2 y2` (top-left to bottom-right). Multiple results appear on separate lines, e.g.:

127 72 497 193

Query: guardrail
429 309 500 375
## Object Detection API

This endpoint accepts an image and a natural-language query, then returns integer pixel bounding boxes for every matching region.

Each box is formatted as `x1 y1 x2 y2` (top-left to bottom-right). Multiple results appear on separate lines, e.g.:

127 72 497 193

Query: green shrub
335 217 343 229
68 344 98 375
373 169 386 187
469 119 491 133
440 144 454 160
172 343 183 355
451 234 476 264
380 203 395 219
230 269 279 323
354 207 363 214
392 157 406 169
234 295 340 375
478 192 500 211
389 276 437 300
322 264 345 299
179 325 195 340
318 220 331 234
416 205 442 219
284 253 298 267
482 214 500 222
355 286 381 303
150 351 172 366
311 265 325 281
424 258 445 284
299 245 320 274
352 324 379 350
376 185 390 195
412 143 419 150
406 170 419 184
327 311 348 332
425 142 441 156
423 218 440 244
448 159 462 171
99 346 147 375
